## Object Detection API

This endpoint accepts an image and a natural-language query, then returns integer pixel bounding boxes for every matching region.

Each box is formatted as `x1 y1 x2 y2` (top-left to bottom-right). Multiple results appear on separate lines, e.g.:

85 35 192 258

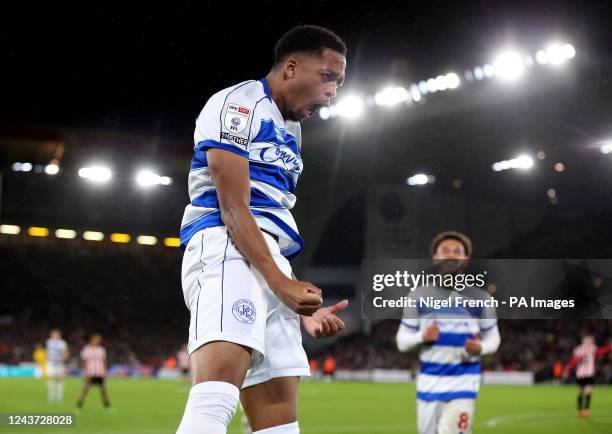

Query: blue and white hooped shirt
400 287 499 402
180 79 304 259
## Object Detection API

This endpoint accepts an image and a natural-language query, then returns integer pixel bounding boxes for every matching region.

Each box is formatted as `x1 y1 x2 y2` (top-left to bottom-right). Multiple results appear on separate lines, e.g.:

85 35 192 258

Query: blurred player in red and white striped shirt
563 335 612 418
76 334 111 410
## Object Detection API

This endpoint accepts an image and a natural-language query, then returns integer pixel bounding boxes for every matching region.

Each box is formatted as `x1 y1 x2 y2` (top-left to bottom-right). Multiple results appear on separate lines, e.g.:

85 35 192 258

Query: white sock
56 381 64 401
253 421 299 434
176 381 239 434
47 380 55 402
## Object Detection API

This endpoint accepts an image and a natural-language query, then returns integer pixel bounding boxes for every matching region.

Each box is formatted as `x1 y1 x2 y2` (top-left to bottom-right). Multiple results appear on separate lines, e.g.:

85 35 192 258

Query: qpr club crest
232 299 256 324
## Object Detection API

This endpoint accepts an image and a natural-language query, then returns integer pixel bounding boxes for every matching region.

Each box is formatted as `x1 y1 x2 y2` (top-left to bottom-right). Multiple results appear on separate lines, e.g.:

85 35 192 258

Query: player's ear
283 57 298 80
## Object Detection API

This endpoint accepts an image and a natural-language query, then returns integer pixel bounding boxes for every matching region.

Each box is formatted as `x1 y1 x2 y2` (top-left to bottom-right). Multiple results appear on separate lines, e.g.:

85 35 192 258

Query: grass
0 378 610 433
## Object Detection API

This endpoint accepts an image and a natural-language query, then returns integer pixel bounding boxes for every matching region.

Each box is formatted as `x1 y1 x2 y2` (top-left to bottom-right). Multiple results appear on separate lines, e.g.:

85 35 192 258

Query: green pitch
0 378 611 433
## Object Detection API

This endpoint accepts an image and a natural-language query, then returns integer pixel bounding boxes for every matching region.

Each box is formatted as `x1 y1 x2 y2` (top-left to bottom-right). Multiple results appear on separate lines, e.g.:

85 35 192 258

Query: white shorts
417 399 475 434
46 362 66 378
181 226 310 389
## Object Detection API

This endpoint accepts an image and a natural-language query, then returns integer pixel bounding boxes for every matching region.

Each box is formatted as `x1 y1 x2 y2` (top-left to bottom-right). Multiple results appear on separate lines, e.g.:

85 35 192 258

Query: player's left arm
478 323 501 355
293 272 348 338
596 345 612 356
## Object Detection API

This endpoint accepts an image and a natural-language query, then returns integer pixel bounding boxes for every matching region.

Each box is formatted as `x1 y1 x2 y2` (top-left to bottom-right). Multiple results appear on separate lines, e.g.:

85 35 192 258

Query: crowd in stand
1 240 610 383
309 319 612 383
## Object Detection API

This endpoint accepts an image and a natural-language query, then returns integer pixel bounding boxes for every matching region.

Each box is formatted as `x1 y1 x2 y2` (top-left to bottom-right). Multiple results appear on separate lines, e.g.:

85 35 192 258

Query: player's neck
264 72 288 119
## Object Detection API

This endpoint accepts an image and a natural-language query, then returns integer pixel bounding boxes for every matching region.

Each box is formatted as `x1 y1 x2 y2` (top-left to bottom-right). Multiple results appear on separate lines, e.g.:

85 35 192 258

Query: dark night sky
1 1 611 140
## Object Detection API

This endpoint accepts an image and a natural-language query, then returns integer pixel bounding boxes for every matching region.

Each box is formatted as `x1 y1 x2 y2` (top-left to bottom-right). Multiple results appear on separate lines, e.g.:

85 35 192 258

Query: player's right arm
396 292 438 352
208 150 322 315
200 89 322 316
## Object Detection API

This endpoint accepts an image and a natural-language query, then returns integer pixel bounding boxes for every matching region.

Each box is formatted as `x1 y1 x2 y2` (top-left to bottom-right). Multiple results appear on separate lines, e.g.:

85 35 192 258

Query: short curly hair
273 25 346 66
431 231 473 257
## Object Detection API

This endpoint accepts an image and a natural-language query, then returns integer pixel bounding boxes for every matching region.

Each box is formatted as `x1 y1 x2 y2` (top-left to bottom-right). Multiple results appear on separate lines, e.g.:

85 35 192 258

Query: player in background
563 335 612 417
396 231 501 434
33 342 46 379
177 25 348 434
45 329 69 404
76 334 111 410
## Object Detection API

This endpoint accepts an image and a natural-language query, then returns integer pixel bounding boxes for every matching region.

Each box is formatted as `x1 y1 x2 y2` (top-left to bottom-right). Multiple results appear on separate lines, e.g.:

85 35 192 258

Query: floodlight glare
318 106 331 120
492 155 534 172
335 95 365 119
600 141 612 154
445 72 461 89
374 86 409 106
45 164 60 175
407 173 435 186
492 50 525 80
79 166 112 182
546 43 567 65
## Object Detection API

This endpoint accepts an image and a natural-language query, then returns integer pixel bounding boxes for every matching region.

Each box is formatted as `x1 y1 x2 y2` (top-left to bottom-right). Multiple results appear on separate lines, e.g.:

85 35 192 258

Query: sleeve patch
224 103 251 133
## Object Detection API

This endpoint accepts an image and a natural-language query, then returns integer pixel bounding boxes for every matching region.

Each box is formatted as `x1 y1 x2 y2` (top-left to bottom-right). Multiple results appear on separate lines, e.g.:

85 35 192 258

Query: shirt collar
260 78 273 102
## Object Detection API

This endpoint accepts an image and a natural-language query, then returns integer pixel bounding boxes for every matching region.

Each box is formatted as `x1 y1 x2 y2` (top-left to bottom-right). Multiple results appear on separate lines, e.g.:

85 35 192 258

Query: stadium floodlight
563 43 576 59
536 42 576 66
545 43 567 65
12 162 33 172
546 43 577 65
44 164 60 175
473 66 484 80
28 226 49 237
445 72 460 89
600 141 612 154
55 229 77 239
137 235 158 246
374 86 409 106
483 64 494 78
136 169 172 188
418 81 429 95
535 49 548 65
164 237 181 247
492 50 525 80
492 155 534 172
435 75 448 91
407 173 436 186
410 83 422 102
513 155 534 169
318 106 331 120
426 78 438 93
335 95 364 119
83 231 104 241
0 224 21 235
79 166 112 183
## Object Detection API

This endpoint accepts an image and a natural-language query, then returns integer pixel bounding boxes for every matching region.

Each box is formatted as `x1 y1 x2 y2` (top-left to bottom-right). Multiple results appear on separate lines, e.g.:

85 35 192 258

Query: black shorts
577 376 595 386
87 376 106 386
